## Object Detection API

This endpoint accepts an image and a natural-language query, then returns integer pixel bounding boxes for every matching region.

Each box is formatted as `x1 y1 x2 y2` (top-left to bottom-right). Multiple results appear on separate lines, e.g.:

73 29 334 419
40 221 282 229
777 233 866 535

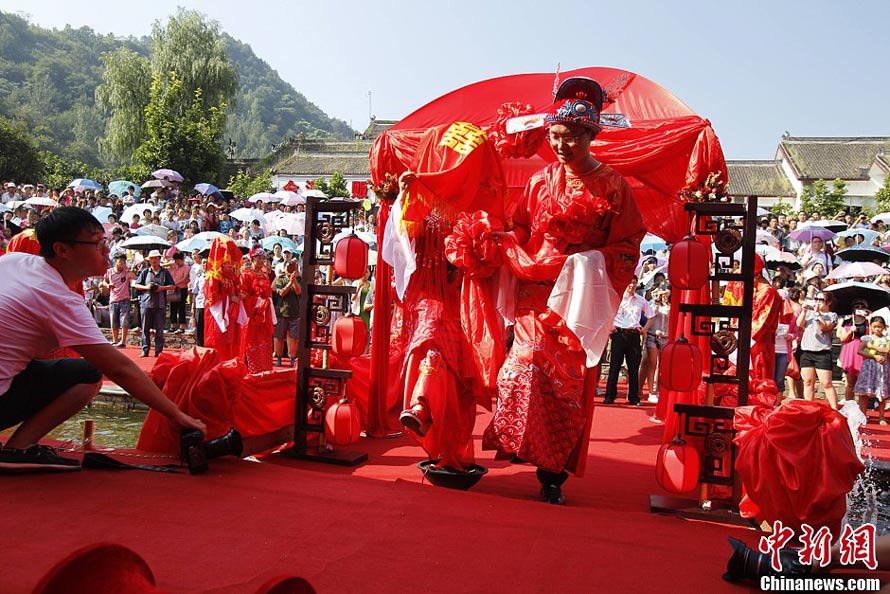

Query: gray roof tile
726 160 796 198
779 137 890 181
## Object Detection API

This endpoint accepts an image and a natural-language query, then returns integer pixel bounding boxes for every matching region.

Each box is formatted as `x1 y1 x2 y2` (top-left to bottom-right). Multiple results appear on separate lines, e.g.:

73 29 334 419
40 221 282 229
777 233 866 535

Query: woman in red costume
749 255 783 382
483 77 646 504
204 236 245 361
239 246 275 373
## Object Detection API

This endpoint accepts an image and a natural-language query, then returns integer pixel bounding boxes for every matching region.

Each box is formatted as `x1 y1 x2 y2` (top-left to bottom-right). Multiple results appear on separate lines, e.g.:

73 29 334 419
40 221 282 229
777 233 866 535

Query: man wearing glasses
0 207 205 472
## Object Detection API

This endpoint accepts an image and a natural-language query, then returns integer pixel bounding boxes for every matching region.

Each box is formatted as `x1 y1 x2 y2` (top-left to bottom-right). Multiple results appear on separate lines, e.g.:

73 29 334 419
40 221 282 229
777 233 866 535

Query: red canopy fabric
371 66 727 244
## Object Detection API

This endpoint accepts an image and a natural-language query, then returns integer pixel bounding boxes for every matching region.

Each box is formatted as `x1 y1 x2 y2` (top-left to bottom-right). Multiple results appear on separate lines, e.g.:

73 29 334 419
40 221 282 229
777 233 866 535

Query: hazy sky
2 0 887 159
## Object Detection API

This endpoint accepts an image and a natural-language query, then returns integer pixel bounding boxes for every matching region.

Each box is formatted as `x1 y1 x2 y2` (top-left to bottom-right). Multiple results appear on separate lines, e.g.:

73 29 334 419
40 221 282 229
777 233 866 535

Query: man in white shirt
0 207 205 472
1 182 20 204
604 276 654 406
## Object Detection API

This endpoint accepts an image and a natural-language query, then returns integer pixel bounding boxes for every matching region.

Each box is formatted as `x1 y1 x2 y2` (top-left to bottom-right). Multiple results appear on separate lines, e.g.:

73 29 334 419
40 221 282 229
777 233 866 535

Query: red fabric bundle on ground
734 400 864 535
137 347 295 455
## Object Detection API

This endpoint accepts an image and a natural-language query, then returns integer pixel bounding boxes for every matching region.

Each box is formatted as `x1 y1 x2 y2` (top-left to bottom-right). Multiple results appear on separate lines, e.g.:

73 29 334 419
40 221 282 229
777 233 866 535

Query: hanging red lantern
325 398 362 445
334 234 368 280
659 336 702 392
655 434 701 493
331 314 369 357
669 235 709 290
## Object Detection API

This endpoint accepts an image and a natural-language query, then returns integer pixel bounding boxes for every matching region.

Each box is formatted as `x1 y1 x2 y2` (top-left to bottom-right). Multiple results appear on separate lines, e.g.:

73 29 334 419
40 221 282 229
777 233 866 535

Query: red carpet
8 347 887 592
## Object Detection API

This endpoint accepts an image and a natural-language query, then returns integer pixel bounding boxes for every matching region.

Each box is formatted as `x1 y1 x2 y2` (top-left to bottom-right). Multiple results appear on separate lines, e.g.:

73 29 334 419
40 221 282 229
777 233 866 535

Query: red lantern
334 234 368 280
331 315 368 357
655 435 701 493
669 235 709 290
659 336 702 392
325 398 362 445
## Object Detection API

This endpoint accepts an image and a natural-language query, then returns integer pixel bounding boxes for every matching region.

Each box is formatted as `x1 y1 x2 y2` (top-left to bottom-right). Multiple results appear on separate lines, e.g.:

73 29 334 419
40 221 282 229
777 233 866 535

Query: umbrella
229 207 268 224
6 200 27 210
108 180 140 198
835 228 881 246
177 231 227 253
194 183 220 196
141 179 170 189
304 189 328 199
763 250 801 271
24 197 59 208
788 226 836 242
136 224 172 239
270 212 305 236
756 207 771 217
274 190 305 206
640 233 668 253
826 261 888 281
812 220 847 232
261 236 301 253
119 235 171 252
91 206 114 223
333 228 377 248
755 229 780 248
0 203 10 214
824 281 890 315
248 192 277 204
872 213 890 225
152 169 183 182
67 178 102 191
834 245 890 264
120 203 160 224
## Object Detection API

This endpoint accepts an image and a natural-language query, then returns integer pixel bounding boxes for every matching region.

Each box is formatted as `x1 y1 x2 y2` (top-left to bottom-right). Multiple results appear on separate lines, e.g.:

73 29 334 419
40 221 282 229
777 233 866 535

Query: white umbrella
271 212 305 236
274 190 305 206
24 196 59 208
836 228 881 246
177 231 227 253
229 208 268 225
91 206 114 223
120 203 160 224
755 229 780 248
812 220 848 232
333 228 377 246
6 200 27 210
248 192 276 204
304 189 328 199
0 203 10 213
826 261 888 281
119 235 171 252
136 224 171 239
152 169 183 182
872 213 890 225
141 179 171 189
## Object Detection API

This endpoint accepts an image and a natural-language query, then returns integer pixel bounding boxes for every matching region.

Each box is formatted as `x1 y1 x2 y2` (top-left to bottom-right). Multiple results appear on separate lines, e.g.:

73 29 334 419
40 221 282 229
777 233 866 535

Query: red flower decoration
444 211 504 278
483 102 546 160
543 192 609 245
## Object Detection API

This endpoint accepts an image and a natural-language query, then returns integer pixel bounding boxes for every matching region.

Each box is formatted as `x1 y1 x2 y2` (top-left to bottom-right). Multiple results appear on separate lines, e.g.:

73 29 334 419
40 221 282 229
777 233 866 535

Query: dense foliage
0 10 355 171
798 179 848 218
227 169 273 198
0 115 43 182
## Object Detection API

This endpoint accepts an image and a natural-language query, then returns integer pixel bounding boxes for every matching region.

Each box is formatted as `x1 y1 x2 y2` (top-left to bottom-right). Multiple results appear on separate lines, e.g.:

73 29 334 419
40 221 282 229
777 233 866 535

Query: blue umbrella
261 236 301 253
640 233 668 253
68 178 103 191
194 183 220 196
108 180 140 198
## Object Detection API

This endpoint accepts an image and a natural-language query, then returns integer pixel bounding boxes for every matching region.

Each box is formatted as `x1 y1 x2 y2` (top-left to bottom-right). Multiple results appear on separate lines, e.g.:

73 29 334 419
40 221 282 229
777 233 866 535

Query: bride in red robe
239 246 275 374
482 77 646 504
205 236 245 361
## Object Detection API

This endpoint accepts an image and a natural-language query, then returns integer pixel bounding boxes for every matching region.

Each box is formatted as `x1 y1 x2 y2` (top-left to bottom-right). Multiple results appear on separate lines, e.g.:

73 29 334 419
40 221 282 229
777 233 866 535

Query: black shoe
0 445 80 473
540 484 566 505
602 398 615 404
509 454 527 464
629 399 642 407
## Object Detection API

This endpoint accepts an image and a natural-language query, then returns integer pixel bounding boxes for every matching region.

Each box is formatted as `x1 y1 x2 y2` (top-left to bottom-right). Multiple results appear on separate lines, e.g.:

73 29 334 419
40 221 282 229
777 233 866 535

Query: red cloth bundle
734 400 865 535
482 101 546 159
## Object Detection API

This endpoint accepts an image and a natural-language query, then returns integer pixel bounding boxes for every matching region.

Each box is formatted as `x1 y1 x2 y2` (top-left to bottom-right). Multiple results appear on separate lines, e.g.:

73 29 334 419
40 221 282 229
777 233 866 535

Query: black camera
723 537 812 582
149 281 159 292
180 428 244 475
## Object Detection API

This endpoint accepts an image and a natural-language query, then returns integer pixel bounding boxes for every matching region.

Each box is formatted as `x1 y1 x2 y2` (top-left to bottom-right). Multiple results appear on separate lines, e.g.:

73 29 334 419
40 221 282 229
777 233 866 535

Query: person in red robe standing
750 255 783 383
239 246 275 373
204 236 244 361
483 77 646 504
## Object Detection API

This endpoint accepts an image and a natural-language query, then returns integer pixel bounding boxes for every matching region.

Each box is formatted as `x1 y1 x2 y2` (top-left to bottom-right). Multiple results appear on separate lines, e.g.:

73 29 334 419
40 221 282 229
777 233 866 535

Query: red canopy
371 66 726 243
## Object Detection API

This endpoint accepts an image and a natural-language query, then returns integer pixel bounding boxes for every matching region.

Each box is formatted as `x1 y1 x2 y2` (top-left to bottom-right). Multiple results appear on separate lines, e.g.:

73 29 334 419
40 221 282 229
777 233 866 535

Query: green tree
312 172 351 198
40 151 103 191
135 72 226 184
798 179 848 218
874 176 890 214
226 169 271 198
0 116 44 183
95 48 151 162
768 199 794 219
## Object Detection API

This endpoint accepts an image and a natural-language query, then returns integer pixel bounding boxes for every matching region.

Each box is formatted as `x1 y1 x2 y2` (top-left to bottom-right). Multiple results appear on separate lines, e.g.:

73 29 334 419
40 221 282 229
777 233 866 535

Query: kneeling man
0 207 205 472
